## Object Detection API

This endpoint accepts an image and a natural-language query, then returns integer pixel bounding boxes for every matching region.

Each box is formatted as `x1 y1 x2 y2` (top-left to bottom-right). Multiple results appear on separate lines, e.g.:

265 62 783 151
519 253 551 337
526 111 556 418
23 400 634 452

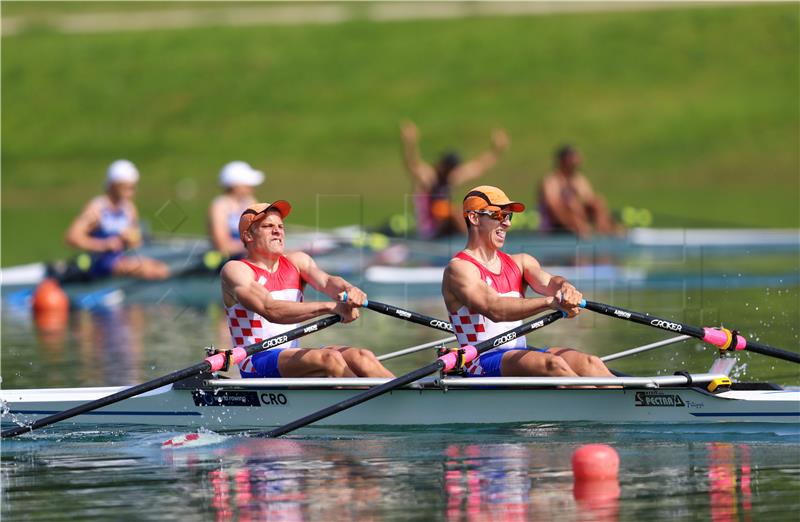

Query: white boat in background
364 264 648 285
627 228 800 247
2 372 798 431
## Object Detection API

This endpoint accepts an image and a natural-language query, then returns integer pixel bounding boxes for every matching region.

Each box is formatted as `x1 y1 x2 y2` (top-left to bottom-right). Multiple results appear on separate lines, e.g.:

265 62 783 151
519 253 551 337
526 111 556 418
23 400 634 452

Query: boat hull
2 380 798 431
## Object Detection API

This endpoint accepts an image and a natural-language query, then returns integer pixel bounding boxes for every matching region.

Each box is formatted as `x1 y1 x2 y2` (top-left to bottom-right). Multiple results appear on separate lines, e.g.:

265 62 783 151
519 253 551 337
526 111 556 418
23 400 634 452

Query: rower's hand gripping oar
1 315 342 439
580 300 800 364
265 310 565 438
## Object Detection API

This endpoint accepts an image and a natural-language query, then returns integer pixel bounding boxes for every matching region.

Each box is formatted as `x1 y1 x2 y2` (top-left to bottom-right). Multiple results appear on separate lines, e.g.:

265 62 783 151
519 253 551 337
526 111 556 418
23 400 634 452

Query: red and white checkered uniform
448 251 526 375
226 258 305 374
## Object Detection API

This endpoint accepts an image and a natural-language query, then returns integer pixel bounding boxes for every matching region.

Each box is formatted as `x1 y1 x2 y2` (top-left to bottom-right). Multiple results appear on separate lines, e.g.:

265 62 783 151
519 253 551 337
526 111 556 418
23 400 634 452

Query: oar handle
580 300 800 364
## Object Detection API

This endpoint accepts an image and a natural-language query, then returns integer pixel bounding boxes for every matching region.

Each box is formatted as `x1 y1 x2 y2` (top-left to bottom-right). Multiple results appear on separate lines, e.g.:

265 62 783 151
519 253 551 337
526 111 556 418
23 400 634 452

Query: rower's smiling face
247 211 285 255
470 208 512 248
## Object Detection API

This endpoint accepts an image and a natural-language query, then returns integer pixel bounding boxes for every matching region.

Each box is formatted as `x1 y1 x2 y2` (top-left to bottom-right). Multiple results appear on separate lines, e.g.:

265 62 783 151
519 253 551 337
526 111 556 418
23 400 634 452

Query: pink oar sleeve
438 345 479 372
703 328 746 350
205 347 248 372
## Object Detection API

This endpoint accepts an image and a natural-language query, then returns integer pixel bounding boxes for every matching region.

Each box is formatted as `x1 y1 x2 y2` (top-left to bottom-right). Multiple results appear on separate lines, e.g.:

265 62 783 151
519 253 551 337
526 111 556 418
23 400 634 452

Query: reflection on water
5 428 798 520
708 443 754 522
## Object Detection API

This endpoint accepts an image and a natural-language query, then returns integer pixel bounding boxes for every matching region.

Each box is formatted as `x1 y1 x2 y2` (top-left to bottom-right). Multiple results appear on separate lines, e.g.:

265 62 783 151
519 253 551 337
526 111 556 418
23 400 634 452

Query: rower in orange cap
442 185 614 378
220 201 394 379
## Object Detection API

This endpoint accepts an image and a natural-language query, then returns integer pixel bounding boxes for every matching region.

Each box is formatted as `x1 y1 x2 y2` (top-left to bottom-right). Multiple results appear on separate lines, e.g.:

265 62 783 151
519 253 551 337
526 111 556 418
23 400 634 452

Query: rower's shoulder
444 254 479 280
85 194 108 210
284 250 313 270
220 258 252 280
509 251 541 271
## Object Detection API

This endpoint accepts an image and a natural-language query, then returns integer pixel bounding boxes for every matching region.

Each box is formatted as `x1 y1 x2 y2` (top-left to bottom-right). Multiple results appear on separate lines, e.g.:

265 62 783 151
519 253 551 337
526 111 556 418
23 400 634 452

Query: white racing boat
3 302 798 438
2 372 798 431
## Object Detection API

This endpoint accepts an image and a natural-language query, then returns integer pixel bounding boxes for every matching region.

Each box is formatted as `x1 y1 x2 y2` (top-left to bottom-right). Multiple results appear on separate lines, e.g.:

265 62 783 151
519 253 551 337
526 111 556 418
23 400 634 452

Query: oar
265 311 564 437
581 300 800 364
1 315 342 439
356 298 455 334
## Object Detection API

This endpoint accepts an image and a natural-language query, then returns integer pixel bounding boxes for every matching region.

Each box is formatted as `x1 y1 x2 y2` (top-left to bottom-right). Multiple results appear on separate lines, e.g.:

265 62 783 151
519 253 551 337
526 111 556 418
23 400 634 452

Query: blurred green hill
2 3 798 265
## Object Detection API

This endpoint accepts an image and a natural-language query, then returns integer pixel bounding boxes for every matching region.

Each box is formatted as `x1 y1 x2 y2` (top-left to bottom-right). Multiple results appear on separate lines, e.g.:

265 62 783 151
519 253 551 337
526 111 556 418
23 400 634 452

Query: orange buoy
32 279 69 350
32 278 70 314
572 444 620 480
573 444 621 517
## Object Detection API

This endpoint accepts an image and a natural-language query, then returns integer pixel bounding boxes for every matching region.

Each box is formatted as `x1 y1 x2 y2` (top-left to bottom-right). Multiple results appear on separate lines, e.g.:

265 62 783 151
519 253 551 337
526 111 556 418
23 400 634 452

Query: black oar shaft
583 301 706 338
266 311 563 438
1 315 341 439
364 300 453 333
732 339 800 363
267 362 442 437
583 300 800 364
1 362 210 439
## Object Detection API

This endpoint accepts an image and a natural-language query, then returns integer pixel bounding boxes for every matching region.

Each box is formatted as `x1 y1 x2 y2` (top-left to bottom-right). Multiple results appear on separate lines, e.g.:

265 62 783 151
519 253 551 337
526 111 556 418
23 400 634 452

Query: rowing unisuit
226 258 305 377
88 195 135 276
447 250 528 376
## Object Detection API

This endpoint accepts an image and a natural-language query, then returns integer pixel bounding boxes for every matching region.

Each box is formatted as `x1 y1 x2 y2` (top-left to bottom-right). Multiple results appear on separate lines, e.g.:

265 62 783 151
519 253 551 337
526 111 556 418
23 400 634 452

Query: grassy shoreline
2 3 798 265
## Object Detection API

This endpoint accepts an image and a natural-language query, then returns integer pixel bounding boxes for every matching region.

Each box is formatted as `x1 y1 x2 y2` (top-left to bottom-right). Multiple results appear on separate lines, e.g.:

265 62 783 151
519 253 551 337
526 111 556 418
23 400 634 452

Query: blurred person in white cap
208 161 265 258
220 201 394 379
64 160 170 280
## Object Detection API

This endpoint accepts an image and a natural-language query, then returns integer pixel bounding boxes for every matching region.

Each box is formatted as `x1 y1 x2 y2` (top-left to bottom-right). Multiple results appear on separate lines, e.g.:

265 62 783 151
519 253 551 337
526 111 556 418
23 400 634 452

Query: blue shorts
240 348 287 378
466 346 548 377
89 251 123 278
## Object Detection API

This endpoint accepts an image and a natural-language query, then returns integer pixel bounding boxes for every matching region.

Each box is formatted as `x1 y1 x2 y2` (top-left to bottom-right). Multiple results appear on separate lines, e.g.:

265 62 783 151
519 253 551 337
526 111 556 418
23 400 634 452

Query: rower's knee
545 354 573 376
353 348 378 364
316 349 348 374
586 354 611 375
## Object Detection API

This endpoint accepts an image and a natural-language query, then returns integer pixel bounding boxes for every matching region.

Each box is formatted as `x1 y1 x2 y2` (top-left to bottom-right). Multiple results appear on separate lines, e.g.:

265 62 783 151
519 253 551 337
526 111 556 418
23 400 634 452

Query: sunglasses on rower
470 209 514 222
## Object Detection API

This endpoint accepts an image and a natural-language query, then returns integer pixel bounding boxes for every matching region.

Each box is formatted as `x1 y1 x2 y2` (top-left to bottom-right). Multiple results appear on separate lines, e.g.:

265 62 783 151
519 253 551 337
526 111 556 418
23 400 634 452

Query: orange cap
463 186 525 214
238 200 292 238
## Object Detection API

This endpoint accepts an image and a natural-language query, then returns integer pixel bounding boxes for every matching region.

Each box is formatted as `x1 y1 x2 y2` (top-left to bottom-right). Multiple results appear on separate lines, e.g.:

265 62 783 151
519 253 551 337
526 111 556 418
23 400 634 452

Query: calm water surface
2 278 799 520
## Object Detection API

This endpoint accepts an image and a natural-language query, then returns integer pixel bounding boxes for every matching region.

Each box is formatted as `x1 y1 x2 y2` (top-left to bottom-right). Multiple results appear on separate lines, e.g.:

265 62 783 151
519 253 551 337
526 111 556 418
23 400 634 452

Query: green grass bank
2 3 798 265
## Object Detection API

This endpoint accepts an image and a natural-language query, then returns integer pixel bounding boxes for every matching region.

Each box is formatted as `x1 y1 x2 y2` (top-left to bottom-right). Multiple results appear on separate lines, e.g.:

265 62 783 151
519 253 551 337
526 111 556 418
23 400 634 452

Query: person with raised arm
442 185 614 378
220 201 394 378
400 120 509 239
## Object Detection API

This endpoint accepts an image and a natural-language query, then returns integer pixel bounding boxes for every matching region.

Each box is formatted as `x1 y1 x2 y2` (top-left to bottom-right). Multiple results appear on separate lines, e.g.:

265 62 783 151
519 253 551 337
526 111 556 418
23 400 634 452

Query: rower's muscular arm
449 128 510 186
442 258 556 323
400 120 437 191
519 254 582 316
286 251 366 307
64 199 123 253
286 251 364 317
220 260 340 324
